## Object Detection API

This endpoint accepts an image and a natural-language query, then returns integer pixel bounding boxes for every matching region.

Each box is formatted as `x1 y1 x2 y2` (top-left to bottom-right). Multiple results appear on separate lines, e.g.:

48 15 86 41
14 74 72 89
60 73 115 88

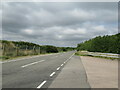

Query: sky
2 2 118 47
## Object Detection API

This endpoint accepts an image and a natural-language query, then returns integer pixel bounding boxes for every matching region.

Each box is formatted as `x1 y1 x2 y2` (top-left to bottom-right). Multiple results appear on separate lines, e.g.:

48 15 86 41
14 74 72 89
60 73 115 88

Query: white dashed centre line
37 80 47 88
61 64 64 66
50 72 56 77
36 53 75 88
56 67 60 71
21 60 45 68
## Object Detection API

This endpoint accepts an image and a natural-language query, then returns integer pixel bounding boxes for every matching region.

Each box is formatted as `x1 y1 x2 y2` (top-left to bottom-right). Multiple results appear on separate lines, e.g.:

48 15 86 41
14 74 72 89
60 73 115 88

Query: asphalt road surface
2 51 90 89
2 51 75 88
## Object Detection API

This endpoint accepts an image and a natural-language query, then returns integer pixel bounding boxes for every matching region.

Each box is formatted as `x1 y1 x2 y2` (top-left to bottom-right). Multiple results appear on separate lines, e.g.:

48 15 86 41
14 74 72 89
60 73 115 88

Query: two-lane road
2 51 75 88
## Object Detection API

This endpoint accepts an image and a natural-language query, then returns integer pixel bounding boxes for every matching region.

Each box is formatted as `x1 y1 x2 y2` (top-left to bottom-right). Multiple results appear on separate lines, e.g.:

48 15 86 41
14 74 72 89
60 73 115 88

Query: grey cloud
2 2 118 47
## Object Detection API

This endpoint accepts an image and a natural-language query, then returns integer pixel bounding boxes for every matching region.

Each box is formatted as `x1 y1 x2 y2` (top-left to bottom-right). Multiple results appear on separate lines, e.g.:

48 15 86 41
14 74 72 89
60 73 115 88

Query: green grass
0 52 60 61
88 55 118 60
0 56 10 60
75 51 118 60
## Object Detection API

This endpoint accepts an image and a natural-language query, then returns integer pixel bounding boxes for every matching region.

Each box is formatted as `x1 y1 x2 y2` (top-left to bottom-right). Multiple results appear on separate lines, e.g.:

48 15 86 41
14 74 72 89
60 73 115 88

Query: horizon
1 33 118 48
2 2 118 47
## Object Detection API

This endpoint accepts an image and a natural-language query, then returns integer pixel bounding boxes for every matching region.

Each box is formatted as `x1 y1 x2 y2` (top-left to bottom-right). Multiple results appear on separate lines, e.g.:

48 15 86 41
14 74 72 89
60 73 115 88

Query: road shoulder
49 55 90 88
80 56 118 88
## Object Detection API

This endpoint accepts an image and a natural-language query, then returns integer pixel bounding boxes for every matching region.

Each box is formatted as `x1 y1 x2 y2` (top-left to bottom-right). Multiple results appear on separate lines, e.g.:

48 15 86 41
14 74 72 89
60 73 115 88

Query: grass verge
0 52 61 61
75 51 119 60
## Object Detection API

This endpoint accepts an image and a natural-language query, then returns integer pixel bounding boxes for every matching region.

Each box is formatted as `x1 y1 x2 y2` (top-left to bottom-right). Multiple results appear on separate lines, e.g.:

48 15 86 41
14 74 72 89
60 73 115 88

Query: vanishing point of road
2 51 90 89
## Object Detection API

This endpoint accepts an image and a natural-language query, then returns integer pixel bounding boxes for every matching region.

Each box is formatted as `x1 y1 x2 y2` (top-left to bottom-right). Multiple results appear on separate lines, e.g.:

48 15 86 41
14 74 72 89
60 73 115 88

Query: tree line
0 40 75 59
1 33 119 59
77 33 120 54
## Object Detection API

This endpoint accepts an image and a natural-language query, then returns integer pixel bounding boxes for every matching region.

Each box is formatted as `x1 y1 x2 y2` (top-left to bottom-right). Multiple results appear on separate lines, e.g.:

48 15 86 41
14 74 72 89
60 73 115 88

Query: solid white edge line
2 52 73 63
50 72 56 77
2 53 61 63
63 53 75 63
67 53 75 61
37 80 47 89
56 67 60 71
21 60 45 68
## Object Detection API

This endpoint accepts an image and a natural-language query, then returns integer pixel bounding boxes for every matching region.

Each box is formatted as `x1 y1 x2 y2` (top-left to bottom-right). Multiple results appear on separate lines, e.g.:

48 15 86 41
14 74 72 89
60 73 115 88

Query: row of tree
1 33 119 58
77 33 120 54
1 40 75 57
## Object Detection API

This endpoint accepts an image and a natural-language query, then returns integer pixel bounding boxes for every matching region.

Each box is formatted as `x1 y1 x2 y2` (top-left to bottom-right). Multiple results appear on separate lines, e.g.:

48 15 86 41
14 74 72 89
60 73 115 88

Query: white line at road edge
51 55 58 58
2 53 60 64
66 53 75 62
37 80 47 88
21 60 45 68
50 72 56 77
56 67 60 71
36 52 74 88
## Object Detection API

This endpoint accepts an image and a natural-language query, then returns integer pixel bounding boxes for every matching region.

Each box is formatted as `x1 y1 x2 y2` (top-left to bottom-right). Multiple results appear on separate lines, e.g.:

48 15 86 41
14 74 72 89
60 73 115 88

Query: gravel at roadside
81 56 118 88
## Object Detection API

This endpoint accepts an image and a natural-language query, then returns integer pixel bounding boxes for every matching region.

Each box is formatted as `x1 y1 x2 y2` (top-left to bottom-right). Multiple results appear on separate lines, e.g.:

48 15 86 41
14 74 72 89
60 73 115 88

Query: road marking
66 53 75 62
21 60 45 68
37 80 47 88
56 67 60 71
51 56 58 58
61 64 64 66
50 72 56 77
64 62 66 64
2 53 61 64
1 58 32 64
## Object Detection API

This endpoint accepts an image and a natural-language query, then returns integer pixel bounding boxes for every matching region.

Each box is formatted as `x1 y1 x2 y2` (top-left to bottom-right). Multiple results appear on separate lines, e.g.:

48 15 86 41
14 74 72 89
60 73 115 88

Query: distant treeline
77 33 120 54
0 40 75 59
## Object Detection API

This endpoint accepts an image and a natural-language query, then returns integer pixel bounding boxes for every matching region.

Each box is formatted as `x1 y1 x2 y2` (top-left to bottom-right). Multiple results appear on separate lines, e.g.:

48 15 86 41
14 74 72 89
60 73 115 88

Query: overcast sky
2 2 118 47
